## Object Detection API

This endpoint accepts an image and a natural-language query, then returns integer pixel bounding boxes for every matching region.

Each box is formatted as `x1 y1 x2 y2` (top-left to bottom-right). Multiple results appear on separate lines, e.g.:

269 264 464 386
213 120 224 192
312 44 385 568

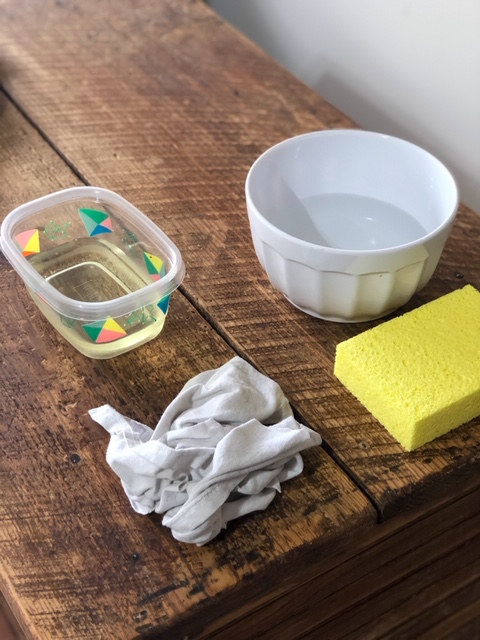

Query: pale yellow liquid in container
29 238 167 358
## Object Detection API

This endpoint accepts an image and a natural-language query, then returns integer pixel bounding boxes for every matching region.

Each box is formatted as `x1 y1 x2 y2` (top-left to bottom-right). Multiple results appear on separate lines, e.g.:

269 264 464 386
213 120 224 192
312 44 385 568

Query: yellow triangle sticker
145 252 164 273
102 318 127 335
16 229 40 256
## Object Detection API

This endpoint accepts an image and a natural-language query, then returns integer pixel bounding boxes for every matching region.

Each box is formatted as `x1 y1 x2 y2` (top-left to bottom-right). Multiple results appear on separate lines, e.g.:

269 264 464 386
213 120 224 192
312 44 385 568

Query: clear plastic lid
0 187 185 321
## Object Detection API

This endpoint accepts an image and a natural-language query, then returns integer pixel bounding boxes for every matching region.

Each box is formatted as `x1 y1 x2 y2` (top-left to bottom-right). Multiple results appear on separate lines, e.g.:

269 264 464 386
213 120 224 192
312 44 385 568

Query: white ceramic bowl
245 130 458 322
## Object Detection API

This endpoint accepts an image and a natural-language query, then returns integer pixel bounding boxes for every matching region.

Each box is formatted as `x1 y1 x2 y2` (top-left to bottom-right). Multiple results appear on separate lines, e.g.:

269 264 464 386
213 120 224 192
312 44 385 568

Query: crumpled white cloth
89 356 322 545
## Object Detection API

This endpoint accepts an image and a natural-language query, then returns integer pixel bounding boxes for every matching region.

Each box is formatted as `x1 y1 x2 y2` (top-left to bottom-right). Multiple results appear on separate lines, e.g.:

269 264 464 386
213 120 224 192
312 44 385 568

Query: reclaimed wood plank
0 93 375 639
203 487 480 640
1 0 478 519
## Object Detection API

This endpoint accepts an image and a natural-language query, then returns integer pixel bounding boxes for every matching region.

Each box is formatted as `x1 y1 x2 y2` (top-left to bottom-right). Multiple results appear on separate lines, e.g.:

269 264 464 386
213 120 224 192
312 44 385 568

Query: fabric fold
89 356 322 545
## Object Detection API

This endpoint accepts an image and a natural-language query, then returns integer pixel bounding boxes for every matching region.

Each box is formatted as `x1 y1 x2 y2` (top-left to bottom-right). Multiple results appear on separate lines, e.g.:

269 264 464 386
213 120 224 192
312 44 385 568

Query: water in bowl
295 193 427 250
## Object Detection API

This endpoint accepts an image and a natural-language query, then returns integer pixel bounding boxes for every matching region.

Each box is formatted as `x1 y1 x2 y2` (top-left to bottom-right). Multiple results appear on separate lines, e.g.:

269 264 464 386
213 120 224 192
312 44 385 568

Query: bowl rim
245 129 459 256
0 186 185 321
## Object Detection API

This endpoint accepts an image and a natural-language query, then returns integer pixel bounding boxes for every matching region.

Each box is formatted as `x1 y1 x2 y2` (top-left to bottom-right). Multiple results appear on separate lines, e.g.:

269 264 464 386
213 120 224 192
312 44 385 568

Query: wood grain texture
202 487 480 640
1 2 480 638
0 94 375 639
1 0 478 519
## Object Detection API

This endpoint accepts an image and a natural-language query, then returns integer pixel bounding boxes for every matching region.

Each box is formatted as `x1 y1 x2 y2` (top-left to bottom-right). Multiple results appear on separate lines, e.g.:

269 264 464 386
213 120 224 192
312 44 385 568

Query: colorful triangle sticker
82 318 126 343
144 252 165 280
79 208 113 237
15 229 40 256
96 328 126 343
157 295 170 315
82 321 104 342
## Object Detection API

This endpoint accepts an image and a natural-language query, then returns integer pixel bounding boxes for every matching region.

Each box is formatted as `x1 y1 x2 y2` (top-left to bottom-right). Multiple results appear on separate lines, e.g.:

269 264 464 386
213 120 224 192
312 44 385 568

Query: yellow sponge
334 285 480 451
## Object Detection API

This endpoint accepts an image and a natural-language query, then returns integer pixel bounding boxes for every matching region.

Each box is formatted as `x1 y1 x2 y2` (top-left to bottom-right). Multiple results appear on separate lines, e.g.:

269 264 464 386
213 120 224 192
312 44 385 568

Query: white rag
89 356 322 545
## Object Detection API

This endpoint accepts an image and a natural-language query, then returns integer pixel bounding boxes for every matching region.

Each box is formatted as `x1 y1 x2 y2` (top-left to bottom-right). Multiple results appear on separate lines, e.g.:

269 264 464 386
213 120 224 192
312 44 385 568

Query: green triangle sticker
82 320 105 342
144 252 164 275
79 208 109 224
80 215 98 236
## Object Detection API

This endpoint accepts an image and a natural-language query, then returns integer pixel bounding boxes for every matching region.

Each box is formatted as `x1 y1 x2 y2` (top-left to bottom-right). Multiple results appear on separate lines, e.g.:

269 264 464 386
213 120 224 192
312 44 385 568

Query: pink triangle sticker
96 327 126 343
15 229 40 256
101 216 113 231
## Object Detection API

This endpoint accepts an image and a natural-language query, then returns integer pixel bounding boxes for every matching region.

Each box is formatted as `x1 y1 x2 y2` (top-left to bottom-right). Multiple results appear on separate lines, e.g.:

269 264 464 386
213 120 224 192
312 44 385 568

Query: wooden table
1 1 479 638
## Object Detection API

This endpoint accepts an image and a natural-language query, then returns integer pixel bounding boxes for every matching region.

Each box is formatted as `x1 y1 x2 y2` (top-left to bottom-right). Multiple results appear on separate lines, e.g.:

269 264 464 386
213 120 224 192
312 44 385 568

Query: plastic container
0 187 185 358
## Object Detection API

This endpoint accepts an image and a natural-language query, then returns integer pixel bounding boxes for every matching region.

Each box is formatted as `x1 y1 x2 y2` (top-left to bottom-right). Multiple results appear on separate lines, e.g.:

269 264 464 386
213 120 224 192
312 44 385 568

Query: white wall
209 0 480 214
